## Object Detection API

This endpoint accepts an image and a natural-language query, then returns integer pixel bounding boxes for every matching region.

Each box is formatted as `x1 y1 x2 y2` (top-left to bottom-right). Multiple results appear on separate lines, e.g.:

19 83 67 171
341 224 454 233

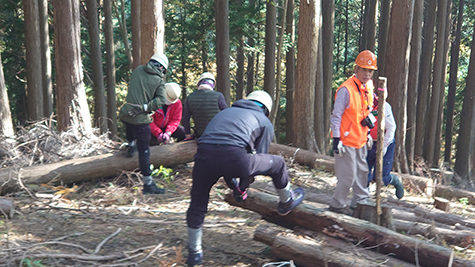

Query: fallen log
0 197 14 218
254 225 417 267
393 219 475 247
0 141 199 194
268 143 334 173
225 189 475 267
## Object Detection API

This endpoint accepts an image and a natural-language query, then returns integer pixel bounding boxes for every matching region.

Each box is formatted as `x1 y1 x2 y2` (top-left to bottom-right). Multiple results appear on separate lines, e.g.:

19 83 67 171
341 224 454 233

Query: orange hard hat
355 50 378 70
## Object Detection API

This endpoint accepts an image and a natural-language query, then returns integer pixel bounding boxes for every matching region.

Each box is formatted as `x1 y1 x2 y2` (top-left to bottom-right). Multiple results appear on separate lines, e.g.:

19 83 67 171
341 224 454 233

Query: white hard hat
198 72 216 84
165 82 181 105
150 53 169 70
247 90 273 114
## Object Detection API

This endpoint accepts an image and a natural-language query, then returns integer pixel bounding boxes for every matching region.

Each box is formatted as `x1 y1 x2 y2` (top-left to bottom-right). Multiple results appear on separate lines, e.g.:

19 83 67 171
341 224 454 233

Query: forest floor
0 123 474 266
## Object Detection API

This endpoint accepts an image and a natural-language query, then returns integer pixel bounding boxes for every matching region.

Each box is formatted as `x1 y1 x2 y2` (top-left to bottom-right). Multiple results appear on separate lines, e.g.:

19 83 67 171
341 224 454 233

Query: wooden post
376 77 387 225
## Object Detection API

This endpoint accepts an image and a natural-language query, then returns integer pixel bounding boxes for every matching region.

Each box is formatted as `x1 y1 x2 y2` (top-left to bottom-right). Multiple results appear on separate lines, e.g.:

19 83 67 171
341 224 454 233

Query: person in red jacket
150 83 186 145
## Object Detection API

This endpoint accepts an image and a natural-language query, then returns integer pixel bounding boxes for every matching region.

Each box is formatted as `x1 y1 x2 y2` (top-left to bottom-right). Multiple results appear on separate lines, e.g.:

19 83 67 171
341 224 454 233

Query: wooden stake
376 77 387 225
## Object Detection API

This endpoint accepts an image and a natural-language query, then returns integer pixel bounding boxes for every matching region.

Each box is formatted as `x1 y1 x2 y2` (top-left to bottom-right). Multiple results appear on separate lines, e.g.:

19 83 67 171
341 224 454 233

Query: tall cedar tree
385 0 414 173
104 0 118 140
215 0 231 105
52 0 92 134
293 0 320 151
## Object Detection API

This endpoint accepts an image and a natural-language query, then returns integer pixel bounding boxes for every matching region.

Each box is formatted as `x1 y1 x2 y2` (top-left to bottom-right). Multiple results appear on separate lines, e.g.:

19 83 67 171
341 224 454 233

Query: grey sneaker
277 188 305 216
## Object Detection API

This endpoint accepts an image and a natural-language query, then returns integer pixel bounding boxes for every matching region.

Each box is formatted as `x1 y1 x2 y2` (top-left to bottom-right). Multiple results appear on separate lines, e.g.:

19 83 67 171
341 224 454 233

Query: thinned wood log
225 189 475 267
0 197 14 218
393 219 475 247
254 225 417 267
0 141 199 194
268 143 334 172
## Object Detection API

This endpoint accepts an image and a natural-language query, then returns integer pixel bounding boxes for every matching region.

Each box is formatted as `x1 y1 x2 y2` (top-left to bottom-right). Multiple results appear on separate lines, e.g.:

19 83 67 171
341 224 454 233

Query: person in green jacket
118 53 169 194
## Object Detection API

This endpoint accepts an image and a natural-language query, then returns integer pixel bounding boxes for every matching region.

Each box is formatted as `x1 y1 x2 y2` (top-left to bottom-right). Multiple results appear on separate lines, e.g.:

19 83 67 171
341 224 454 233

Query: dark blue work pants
367 140 395 186
186 144 289 229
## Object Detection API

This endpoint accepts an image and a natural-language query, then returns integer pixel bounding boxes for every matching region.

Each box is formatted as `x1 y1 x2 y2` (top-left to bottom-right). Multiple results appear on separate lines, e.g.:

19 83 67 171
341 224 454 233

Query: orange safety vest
335 75 374 148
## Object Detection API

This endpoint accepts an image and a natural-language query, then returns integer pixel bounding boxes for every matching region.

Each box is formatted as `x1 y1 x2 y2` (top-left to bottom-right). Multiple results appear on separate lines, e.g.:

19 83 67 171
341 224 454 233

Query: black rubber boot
390 174 404 199
143 182 166 194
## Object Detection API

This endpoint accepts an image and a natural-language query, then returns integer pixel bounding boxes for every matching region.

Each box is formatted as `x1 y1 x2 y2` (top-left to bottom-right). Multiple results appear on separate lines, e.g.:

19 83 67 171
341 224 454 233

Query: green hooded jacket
119 62 166 125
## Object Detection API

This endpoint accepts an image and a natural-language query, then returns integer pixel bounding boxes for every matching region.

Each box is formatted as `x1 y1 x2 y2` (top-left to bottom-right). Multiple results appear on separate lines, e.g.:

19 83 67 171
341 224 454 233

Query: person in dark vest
185 90 305 266
150 82 186 145
118 53 169 195
366 93 404 199
182 72 227 139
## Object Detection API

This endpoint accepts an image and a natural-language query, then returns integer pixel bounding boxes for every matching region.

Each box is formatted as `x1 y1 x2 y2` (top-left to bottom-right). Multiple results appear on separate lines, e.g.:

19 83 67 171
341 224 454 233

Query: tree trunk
0 52 14 139
361 0 377 52
52 0 92 135
85 0 107 134
104 0 118 140
293 0 320 151
215 0 231 105
200 0 208 72
225 189 474 267
445 0 464 165
385 0 414 173
405 0 423 173
140 0 163 64
115 0 132 70
314 22 324 154
321 0 334 155
285 0 295 144
254 226 417 267
264 0 276 120
24 0 44 121
131 0 141 69
376 0 391 77
38 0 53 117
414 0 436 160
236 37 245 100
425 0 448 167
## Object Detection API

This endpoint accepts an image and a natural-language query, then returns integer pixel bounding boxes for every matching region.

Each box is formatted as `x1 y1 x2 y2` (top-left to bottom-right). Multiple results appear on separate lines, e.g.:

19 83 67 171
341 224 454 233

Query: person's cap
165 82 181 105
150 53 169 70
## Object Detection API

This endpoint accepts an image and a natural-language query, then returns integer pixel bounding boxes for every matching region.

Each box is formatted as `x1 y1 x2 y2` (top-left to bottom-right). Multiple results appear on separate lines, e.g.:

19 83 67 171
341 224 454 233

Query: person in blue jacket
185 90 305 266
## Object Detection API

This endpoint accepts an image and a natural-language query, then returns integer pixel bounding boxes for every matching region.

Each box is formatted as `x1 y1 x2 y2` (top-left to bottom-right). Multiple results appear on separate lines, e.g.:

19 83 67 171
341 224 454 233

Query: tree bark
215 0 231 105
293 0 320 151
38 0 53 117
104 0 118 140
264 0 276 118
85 0 107 134
314 24 324 154
140 0 163 64
414 0 436 160
0 52 14 140
425 0 448 167
52 0 92 135
454 9 475 181
236 37 245 100
321 0 334 154
376 0 391 77
384 0 414 173
285 0 295 144
24 0 44 121
224 189 474 267
131 0 141 69
445 0 464 165
254 225 417 267
114 0 132 70
405 0 424 173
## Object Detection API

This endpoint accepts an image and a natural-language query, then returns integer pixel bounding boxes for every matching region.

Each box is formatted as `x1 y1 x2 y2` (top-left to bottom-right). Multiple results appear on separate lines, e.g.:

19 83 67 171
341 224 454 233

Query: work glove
157 132 171 144
333 138 346 157
128 103 149 117
367 134 373 150
184 134 195 141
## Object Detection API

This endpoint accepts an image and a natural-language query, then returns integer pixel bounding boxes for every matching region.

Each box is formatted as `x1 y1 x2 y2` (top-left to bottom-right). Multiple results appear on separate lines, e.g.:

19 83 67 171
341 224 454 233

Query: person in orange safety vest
329 50 376 216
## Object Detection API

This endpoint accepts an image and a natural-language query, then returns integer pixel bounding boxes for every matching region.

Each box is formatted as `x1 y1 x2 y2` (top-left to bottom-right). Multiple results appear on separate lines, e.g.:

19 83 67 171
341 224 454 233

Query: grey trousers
330 145 370 208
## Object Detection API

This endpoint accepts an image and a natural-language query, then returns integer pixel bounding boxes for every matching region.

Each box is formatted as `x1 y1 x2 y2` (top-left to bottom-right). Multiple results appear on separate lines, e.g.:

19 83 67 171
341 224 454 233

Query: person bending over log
185 90 305 266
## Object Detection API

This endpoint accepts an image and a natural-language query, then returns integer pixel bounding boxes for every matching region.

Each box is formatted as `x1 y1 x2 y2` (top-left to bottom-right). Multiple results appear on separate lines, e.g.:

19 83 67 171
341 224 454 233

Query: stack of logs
225 185 475 267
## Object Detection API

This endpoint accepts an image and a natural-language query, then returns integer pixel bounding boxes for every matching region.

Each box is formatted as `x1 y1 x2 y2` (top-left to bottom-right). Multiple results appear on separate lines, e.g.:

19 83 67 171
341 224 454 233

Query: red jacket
150 100 183 137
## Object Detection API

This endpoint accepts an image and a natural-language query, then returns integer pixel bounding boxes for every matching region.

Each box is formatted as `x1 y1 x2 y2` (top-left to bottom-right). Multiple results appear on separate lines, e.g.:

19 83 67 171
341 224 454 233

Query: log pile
225 188 475 267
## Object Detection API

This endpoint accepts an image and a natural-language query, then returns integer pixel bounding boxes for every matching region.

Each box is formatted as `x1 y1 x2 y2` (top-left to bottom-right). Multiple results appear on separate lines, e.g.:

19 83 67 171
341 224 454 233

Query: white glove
337 141 346 157
367 135 373 150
